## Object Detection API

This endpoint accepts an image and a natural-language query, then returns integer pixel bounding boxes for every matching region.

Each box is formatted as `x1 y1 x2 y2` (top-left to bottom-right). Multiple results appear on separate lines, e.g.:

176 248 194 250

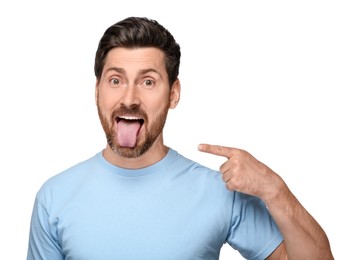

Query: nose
120 85 140 107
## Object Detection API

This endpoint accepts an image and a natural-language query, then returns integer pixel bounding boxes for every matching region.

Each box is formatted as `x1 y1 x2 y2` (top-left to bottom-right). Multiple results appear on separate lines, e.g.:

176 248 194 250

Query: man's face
96 47 179 158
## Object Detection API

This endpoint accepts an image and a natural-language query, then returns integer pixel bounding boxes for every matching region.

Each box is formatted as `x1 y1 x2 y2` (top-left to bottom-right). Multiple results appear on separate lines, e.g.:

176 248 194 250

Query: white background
0 1 351 259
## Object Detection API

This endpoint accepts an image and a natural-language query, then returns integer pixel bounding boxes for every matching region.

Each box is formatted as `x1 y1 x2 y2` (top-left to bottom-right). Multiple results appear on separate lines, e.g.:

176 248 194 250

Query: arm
198 144 334 260
27 198 64 260
264 178 333 260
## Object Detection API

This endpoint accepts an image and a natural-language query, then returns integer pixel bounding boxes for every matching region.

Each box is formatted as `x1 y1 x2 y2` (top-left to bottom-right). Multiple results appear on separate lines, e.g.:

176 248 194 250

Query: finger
198 143 238 159
222 170 232 183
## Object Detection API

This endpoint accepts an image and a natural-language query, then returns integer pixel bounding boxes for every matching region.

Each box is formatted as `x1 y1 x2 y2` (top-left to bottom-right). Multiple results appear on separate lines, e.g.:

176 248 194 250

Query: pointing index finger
198 144 237 159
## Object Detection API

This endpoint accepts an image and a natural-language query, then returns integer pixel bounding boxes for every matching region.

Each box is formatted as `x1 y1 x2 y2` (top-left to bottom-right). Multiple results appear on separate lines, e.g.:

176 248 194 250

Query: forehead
104 47 166 73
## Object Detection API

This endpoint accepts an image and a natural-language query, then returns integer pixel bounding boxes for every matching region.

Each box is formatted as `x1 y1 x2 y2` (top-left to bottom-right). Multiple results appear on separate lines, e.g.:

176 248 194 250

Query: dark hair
94 17 181 87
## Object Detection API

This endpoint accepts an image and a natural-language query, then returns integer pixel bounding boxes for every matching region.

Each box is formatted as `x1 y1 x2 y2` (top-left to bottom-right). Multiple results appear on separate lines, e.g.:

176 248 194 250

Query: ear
169 78 181 109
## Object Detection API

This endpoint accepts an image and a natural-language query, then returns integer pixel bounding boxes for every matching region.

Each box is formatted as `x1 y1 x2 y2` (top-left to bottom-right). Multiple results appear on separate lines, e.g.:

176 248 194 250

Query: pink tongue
117 120 141 148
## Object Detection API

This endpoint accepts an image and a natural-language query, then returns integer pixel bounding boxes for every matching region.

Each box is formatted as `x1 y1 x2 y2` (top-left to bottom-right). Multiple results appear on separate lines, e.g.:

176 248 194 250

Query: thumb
198 143 237 159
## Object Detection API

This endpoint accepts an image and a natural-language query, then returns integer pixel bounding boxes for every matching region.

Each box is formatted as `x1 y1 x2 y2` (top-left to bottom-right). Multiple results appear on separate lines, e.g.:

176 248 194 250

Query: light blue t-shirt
27 148 283 260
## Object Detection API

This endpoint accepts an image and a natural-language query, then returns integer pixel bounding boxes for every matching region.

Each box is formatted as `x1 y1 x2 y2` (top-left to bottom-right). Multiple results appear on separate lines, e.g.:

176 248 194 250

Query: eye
109 78 121 87
142 79 155 89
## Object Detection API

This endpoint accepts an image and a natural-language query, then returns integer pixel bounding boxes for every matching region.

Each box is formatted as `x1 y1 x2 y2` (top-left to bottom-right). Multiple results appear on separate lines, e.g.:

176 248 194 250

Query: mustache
111 104 148 121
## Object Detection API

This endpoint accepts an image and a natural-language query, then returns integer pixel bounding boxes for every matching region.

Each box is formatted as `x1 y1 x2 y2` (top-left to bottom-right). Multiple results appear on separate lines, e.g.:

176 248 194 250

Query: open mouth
115 116 145 148
116 115 144 125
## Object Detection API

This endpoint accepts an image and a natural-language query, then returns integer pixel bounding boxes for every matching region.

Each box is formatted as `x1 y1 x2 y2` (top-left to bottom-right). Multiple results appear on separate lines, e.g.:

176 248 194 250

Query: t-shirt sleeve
27 197 64 260
226 192 284 260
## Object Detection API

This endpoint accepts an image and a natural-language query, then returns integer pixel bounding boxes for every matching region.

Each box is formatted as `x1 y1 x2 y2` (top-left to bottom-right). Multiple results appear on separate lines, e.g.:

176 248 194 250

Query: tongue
117 120 142 148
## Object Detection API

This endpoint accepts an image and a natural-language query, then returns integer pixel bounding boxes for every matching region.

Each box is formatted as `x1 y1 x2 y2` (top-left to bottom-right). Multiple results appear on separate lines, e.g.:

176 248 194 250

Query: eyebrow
104 67 162 78
138 68 161 76
104 67 125 76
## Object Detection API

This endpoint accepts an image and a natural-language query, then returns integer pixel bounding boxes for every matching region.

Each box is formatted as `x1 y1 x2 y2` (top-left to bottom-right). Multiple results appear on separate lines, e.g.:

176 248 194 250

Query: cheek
146 94 170 114
98 90 118 111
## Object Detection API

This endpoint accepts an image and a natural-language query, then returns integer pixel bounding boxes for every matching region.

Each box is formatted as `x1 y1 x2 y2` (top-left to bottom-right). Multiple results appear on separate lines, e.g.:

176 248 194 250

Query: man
27 17 334 260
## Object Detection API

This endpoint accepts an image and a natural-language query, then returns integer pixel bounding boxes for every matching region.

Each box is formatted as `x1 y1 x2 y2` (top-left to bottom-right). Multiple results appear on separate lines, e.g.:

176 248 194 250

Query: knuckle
219 164 226 172
222 174 226 181
215 145 223 154
226 182 235 191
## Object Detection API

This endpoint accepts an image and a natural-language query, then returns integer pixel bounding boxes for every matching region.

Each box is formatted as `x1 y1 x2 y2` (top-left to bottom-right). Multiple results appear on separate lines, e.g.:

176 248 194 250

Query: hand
199 144 335 259
198 143 281 200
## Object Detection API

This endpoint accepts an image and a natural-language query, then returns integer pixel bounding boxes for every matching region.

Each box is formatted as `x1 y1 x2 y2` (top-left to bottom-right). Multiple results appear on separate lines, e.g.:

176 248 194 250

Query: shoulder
47 153 98 182
35 152 100 202
169 148 220 176
168 149 228 191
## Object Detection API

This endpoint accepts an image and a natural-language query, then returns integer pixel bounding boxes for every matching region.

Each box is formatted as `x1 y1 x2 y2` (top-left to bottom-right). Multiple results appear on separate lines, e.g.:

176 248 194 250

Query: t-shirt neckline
95 148 177 177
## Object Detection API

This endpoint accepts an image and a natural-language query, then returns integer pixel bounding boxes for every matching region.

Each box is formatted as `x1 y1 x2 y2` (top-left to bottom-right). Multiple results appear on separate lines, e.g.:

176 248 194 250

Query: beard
97 100 169 159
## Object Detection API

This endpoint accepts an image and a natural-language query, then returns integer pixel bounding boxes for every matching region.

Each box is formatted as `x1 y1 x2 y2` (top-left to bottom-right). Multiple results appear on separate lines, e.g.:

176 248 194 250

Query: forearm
264 178 334 260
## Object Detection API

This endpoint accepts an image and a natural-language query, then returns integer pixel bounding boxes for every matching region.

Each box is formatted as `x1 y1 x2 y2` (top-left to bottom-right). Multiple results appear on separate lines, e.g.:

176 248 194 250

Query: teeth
119 116 141 120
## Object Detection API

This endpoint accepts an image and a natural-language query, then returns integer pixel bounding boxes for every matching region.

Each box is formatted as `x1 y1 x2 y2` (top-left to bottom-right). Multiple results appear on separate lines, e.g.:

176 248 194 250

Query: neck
102 140 169 169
